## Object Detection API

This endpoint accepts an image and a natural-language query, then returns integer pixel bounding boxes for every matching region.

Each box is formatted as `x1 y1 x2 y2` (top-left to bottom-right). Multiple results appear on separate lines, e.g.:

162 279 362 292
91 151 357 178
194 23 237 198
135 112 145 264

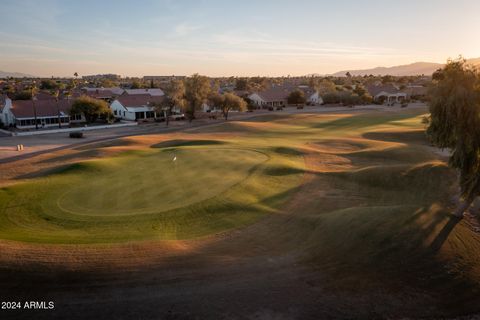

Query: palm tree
52 89 61 128
31 81 38 129
73 72 79 89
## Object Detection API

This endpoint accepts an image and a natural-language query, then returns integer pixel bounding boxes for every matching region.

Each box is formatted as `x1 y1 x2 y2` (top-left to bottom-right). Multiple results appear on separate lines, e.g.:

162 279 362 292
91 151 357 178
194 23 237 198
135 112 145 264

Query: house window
146 111 155 118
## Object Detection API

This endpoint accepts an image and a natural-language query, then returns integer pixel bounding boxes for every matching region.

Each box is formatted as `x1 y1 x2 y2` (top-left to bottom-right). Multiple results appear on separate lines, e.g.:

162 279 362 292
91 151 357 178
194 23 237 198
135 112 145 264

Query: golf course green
0 141 304 243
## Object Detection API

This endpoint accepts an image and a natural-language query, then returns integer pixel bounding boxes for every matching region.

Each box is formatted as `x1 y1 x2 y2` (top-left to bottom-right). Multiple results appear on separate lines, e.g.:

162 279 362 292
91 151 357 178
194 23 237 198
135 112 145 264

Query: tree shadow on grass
429 216 462 252
363 130 428 145
37 150 102 164
311 112 420 131
151 139 225 148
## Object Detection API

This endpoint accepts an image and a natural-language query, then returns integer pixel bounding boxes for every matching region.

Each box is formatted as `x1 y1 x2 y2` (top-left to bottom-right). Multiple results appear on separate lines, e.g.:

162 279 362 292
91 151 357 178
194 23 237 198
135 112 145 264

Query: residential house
403 85 428 100
297 85 323 105
84 89 116 102
366 84 407 104
2 97 84 129
248 85 322 108
248 87 289 108
110 94 164 121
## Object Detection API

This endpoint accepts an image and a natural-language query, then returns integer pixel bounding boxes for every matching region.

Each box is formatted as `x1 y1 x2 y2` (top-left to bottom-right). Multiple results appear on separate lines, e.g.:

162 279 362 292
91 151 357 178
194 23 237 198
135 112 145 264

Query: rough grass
3 107 480 317
197 108 480 315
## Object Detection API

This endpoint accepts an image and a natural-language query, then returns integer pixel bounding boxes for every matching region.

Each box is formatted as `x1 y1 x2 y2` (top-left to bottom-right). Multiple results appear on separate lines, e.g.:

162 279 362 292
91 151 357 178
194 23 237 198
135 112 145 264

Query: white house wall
110 100 129 119
248 93 265 106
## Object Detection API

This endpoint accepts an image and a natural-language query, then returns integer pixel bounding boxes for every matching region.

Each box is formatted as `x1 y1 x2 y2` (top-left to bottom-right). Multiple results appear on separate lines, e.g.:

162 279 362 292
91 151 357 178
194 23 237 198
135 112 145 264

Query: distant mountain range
2 58 480 79
0 70 35 78
332 58 480 77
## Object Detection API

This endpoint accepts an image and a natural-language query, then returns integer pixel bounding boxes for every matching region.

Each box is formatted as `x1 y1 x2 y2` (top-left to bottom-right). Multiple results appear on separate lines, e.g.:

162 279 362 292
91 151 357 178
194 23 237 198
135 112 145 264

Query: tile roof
255 87 290 102
10 99 73 118
85 89 114 99
366 84 399 96
116 94 164 108
124 88 165 96
83 87 124 95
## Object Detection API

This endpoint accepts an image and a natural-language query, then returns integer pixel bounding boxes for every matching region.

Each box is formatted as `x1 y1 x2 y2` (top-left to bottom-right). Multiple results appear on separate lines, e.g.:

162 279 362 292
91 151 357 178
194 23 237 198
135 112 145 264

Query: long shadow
151 139 225 148
311 112 420 130
363 130 428 145
37 149 101 164
429 216 462 252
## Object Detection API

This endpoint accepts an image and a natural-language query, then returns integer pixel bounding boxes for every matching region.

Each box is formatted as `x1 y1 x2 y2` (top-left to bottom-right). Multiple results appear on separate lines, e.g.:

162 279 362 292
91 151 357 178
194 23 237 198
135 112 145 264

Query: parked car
69 131 83 138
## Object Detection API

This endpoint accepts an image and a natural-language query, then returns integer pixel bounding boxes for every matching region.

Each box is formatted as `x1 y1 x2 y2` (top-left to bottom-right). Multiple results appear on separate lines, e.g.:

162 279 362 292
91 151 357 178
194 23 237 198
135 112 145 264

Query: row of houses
0 83 427 130
0 88 167 130
245 83 425 108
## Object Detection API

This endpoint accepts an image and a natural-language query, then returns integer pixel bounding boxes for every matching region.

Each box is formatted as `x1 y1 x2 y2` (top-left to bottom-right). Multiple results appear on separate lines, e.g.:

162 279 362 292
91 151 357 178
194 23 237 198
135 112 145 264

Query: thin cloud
173 23 202 37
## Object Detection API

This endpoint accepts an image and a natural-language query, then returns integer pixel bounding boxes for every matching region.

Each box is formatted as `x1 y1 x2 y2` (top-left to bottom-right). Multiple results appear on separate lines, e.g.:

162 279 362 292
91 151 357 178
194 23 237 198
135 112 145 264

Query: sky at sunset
1 0 479 77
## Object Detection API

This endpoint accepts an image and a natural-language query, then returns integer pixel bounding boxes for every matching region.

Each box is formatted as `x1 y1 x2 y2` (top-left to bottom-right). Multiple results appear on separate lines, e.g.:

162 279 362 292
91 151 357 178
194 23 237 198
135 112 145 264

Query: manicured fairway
0 143 303 243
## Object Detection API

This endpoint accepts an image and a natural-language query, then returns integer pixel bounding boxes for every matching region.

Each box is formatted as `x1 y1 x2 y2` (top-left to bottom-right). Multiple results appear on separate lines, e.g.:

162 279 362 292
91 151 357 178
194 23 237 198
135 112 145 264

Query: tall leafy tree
287 89 306 106
184 74 211 122
427 58 480 217
222 93 247 120
70 96 112 123
155 79 186 126
208 92 247 120
317 79 337 96
40 79 59 90
235 78 248 90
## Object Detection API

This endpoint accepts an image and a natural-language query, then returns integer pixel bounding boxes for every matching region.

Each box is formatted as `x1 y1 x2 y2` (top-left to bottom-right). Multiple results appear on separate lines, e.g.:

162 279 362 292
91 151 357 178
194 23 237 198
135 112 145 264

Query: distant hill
332 58 480 77
0 71 35 78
